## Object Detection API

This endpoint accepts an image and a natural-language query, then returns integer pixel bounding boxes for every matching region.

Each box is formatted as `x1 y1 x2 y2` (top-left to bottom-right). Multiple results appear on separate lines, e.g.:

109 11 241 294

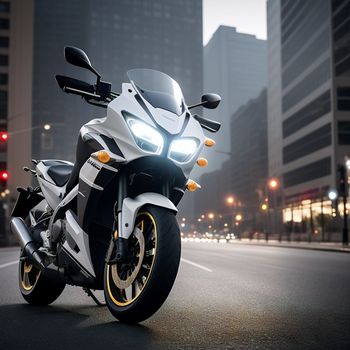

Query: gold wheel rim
21 260 41 291
106 212 157 306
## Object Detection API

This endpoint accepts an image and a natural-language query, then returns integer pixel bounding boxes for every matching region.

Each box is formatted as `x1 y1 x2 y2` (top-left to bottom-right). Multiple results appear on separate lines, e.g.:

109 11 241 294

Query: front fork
105 171 178 264
106 170 128 264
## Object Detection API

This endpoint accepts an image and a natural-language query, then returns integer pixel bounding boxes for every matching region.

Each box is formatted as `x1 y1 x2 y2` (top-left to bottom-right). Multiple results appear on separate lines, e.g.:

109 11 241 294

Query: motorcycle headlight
127 118 164 154
168 138 199 163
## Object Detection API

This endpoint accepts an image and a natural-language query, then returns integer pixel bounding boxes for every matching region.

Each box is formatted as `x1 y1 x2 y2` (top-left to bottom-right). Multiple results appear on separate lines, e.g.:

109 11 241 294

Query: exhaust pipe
10 217 46 270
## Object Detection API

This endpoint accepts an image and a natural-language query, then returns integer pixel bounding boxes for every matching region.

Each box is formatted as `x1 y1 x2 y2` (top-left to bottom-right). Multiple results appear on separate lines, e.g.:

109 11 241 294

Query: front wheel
104 205 181 323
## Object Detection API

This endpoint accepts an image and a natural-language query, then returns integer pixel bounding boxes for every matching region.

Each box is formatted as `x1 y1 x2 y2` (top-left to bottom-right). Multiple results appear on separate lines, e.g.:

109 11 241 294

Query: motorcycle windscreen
127 68 185 116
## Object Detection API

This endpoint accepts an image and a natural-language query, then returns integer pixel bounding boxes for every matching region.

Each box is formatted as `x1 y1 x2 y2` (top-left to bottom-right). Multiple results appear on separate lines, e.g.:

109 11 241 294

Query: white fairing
36 160 73 209
49 184 79 229
62 210 95 277
80 83 206 179
120 193 178 239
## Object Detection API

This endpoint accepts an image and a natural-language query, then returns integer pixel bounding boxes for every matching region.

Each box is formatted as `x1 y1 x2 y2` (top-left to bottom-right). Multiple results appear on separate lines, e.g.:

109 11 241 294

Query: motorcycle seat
44 161 74 187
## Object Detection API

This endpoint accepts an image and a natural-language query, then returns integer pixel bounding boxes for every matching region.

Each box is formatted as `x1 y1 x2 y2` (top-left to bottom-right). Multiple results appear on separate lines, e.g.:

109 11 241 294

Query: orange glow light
261 203 268 211
226 196 234 205
268 178 279 190
235 214 242 221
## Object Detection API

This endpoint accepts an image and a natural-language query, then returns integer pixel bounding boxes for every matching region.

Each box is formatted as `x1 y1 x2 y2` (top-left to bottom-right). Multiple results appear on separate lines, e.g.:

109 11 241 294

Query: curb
230 241 350 254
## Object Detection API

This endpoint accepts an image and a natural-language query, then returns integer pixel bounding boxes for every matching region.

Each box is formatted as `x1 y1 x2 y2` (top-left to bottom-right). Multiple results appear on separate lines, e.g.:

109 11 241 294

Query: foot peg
38 246 56 257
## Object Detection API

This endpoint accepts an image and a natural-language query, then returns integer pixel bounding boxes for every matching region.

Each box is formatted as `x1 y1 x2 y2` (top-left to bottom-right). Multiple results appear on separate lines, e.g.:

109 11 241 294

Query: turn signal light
186 179 201 192
204 138 215 147
97 150 111 163
196 158 208 167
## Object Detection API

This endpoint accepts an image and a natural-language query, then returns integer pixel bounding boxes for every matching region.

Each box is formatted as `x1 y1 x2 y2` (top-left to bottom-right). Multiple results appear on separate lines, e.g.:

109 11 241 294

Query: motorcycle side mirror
188 93 221 110
201 93 221 109
64 46 101 79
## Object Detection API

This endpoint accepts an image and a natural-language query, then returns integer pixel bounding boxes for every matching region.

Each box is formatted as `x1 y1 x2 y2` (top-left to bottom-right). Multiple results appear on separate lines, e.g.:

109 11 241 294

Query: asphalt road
1 242 350 350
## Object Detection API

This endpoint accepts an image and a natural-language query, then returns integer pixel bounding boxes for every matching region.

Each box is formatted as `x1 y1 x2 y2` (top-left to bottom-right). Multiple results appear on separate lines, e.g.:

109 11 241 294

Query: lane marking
0 260 18 269
181 258 212 272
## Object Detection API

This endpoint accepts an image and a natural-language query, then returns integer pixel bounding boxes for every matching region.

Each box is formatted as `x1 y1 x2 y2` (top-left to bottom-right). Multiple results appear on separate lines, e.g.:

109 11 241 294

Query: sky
203 0 267 45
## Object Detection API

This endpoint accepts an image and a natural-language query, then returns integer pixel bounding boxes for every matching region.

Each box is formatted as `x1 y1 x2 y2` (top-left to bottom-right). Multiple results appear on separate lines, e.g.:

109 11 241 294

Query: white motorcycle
10 46 221 323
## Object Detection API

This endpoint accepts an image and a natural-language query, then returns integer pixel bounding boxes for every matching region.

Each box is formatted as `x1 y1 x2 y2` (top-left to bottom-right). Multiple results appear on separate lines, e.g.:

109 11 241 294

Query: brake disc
111 227 145 290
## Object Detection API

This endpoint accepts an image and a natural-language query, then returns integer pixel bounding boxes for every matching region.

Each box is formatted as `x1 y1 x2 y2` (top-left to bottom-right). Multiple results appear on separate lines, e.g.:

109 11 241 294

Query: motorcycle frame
15 80 206 289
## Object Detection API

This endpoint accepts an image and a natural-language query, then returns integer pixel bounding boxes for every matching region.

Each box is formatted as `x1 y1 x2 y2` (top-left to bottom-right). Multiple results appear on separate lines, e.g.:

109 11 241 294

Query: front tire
104 205 181 323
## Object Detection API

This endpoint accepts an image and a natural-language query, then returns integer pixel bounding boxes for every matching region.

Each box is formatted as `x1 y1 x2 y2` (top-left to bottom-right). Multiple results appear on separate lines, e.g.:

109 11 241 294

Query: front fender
120 192 178 239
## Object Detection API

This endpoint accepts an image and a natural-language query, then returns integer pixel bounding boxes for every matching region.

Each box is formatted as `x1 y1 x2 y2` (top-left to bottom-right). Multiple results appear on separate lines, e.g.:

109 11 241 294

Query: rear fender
120 192 177 239
11 189 45 219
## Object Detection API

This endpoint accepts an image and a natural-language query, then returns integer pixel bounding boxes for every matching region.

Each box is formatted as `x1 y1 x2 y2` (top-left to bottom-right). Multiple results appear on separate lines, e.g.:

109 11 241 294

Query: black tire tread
18 216 66 306
104 205 181 323
19 264 66 306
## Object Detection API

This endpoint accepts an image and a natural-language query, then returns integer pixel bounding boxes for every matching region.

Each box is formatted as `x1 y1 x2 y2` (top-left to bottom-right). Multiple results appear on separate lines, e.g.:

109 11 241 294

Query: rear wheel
19 254 66 305
18 217 65 305
104 205 181 323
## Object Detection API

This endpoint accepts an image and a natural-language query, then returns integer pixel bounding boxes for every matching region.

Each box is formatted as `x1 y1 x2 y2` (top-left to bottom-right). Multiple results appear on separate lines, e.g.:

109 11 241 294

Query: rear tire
18 254 66 305
104 205 181 323
18 217 65 305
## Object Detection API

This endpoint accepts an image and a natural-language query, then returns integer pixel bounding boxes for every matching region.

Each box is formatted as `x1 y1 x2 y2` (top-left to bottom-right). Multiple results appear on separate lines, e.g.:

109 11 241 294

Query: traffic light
331 198 338 217
0 131 8 141
261 203 268 211
0 170 8 181
0 170 8 192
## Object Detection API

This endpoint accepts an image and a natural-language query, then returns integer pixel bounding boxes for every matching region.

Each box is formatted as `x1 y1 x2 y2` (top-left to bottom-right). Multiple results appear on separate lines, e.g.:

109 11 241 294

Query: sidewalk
231 238 350 253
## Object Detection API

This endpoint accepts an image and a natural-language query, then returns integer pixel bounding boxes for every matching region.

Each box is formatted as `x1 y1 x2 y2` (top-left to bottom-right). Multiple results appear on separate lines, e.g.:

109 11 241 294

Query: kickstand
82 287 106 307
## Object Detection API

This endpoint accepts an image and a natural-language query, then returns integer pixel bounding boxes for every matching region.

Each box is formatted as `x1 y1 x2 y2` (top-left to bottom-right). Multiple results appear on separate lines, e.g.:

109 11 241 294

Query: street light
337 163 349 246
226 196 234 205
8 122 65 136
208 213 214 220
328 189 338 218
268 178 279 190
328 189 338 201
346 158 350 170
260 202 268 242
234 214 242 240
267 177 280 241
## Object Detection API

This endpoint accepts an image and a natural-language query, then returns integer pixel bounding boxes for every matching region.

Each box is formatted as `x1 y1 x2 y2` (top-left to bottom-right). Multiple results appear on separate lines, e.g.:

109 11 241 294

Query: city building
0 0 11 244
194 89 268 235
0 0 9 183
227 89 268 232
202 25 267 171
6 0 203 205
267 0 350 240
